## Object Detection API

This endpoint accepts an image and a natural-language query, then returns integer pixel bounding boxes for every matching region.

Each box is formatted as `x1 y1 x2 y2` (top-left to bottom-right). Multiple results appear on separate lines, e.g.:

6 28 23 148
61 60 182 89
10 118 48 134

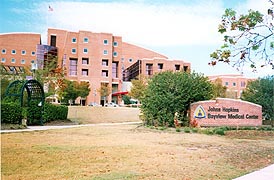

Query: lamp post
31 61 38 79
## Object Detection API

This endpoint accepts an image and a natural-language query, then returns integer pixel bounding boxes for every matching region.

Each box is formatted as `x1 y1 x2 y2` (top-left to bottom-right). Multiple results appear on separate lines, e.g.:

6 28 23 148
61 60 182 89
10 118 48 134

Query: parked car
104 102 120 107
88 102 102 107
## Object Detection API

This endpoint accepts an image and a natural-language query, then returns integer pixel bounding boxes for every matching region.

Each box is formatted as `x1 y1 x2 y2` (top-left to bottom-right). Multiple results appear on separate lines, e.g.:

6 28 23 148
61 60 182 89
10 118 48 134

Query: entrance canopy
112 91 128 96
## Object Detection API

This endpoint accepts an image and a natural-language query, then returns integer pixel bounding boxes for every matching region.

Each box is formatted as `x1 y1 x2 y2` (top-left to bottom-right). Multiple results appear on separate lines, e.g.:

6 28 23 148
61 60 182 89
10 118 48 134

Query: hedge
1 102 22 124
1 101 68 125
43 103 68 123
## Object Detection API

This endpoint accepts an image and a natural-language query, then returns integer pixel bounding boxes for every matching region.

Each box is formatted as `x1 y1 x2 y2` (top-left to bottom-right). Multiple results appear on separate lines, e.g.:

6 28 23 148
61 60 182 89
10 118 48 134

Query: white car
104 102 119 107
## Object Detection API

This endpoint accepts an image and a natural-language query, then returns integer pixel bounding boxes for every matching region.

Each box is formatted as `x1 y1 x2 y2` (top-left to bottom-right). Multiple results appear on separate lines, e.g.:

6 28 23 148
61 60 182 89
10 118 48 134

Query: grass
2 124 274 180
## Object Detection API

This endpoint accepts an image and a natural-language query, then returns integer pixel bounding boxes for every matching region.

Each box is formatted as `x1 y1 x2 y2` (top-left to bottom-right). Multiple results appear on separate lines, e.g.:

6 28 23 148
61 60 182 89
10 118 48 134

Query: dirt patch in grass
1 125 274 180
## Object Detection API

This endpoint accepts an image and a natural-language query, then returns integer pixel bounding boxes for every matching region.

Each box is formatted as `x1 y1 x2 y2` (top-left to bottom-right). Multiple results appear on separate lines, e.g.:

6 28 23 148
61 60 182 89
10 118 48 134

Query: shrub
213 128 225 135
184 127 191 133
43 103 68 123
192 128 198 133
1 102 22 124
27 100 43 125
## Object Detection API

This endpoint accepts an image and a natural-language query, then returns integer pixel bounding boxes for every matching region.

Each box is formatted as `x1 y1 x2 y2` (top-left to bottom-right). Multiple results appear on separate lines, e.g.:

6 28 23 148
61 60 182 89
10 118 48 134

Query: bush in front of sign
140 71 214 127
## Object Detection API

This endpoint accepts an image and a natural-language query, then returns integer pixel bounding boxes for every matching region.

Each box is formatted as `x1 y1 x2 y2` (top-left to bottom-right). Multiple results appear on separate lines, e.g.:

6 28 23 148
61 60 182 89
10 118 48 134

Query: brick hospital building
1 28 190 105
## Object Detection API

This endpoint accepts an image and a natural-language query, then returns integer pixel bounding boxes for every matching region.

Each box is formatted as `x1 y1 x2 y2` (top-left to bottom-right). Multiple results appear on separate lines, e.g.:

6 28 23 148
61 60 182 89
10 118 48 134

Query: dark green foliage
43 103 68 123
213 128 226 135
27 100 43 125
241 75 274 120
141 71 213 127
122 95 131 105
1 102 22 124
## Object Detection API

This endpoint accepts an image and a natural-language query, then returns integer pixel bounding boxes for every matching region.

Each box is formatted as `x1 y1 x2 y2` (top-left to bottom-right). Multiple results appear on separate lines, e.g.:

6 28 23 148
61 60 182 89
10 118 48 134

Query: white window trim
31 51 35 56
83 48 88 54
113 41 118 47
11 50 16 54
113 52 118 57
1 58 6 62
72 48 77 54
21 59 26 64
103 50 108 55
72 37 77 43
21 50 26 55
83 37 89 43
103 39 108 45
11 58 16 63
2 49 6 54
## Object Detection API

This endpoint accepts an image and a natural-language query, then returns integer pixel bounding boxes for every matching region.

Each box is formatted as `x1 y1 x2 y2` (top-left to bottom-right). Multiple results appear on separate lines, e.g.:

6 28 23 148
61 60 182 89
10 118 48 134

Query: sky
0 0 273 78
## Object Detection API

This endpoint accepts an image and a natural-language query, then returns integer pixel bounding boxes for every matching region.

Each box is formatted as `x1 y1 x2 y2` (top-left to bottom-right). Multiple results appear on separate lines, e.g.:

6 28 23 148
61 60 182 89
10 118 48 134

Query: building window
82 58 89 65
158 63 163 70
69 58 78 75
1 58 6 63
50 35 56 47
146 64 153 76
113 52 118 57
128 58 133 63
183 66 188 72
233 82 236 86
113 41 118 47
31 51 35 56
103 50 108 55
83 37 89 43
11 58 16 63
103 39 108 45
102 70 108 77
241 81 246 87
21 59 25 64
83 48 88 54
102 59 108 66
72 48 76 54
175 64 180 71
11 49 16 54
21 50 26 55
112 62 118 78
225 82 229 86
82 69 88 76
72 38 77 43
2 49 6 54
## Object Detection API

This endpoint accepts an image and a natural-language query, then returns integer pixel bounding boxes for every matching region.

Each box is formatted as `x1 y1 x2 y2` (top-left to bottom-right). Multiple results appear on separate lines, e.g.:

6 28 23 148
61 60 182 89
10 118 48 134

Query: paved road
1 121 273 179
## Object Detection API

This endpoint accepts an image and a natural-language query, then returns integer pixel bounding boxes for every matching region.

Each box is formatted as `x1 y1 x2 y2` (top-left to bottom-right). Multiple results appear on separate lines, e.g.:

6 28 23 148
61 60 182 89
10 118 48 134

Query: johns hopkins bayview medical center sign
190 98 262 127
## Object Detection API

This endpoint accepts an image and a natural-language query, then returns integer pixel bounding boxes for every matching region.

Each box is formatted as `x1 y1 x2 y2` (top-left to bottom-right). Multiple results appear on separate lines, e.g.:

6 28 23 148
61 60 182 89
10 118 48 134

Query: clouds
31 0 272 77
38 0 224 46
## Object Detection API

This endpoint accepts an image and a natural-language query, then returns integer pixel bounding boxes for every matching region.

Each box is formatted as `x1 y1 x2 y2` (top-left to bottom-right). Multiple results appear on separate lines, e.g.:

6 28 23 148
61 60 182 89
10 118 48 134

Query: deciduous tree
241 75 274 120
210 2 274 72
141 71 213 127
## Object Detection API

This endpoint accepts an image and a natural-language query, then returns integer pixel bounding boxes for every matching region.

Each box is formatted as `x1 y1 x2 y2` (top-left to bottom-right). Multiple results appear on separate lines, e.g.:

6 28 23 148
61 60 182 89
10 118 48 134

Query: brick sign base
190 98 262 127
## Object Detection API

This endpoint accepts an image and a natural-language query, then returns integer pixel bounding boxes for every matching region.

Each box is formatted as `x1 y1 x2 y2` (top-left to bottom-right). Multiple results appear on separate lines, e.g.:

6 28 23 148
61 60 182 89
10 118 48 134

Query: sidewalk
233 164 274 180
0 121 142 133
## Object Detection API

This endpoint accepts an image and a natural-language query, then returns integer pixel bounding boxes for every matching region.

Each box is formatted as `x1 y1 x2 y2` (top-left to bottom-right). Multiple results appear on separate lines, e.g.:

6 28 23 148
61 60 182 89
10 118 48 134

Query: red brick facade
190 98 262 127
48 28 190 105
208 74 256 99
0 33 41 72
1 29 190 106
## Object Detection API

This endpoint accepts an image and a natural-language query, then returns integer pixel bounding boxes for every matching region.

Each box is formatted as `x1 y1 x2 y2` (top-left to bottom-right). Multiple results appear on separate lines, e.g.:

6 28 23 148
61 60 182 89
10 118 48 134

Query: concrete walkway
233 164 274 180
0 121 142 133
1 121 273 180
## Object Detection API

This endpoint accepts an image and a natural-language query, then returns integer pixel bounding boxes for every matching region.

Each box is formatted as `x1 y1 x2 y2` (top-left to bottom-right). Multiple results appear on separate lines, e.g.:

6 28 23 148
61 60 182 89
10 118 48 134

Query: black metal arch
5 80 45 125
5 79 45 107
